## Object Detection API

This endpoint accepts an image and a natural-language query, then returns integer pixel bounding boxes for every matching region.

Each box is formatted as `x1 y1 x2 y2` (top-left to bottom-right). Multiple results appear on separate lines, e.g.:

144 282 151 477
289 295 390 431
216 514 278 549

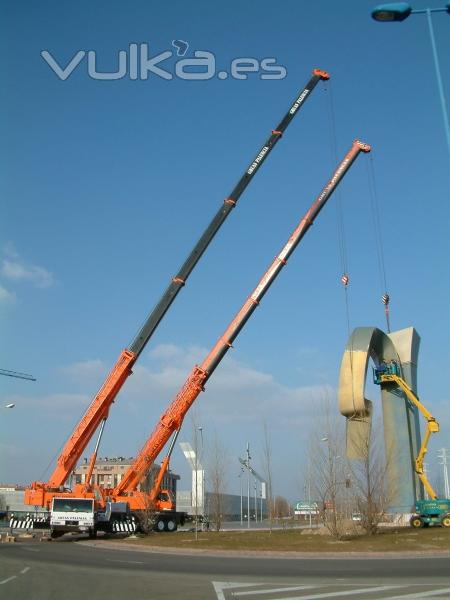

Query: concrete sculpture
338 326 422 512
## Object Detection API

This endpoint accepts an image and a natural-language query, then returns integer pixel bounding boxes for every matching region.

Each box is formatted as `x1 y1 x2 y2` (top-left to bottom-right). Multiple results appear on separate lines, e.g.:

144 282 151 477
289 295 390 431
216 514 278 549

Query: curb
78 540 450 560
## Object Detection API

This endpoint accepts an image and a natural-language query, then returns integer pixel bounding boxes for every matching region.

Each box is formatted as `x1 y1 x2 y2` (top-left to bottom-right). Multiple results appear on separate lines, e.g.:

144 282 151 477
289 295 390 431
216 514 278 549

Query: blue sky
1 0 449 502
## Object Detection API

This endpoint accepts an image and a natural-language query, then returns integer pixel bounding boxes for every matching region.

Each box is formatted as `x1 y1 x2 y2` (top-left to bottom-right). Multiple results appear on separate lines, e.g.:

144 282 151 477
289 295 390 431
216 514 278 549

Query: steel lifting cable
324 80 352 333
324 80 358 417
365 156 391 332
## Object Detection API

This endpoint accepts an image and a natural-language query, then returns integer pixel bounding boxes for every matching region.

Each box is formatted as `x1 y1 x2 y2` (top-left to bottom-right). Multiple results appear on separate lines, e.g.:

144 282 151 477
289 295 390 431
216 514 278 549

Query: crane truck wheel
441 515 450 528
165 519 177 532
410 516 424 529
155 518 166 532
50 530 64 539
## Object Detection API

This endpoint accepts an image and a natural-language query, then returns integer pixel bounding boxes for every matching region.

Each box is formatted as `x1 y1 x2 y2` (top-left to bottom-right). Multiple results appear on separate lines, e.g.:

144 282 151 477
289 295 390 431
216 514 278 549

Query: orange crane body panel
26 349 135 501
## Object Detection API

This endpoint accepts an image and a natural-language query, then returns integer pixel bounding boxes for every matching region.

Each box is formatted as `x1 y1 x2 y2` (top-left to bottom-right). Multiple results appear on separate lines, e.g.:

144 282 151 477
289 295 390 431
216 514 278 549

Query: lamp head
372 2 412 21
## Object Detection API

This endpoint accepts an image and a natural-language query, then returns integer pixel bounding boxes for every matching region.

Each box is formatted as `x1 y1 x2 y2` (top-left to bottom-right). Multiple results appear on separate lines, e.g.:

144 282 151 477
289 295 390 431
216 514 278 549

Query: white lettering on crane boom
289 89 310 115
247 146 270 175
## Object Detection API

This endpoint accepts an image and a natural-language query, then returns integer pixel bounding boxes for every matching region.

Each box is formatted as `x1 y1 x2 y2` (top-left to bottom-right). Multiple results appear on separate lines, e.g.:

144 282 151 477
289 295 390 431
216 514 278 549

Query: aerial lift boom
112 139 371 504
374 362 440 499
374 362 450 528
25 69 329 509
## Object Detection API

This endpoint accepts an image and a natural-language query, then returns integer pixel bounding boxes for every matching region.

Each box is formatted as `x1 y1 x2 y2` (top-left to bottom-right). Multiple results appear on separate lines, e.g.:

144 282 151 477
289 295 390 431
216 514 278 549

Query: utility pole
238 454 267 523
438 448 450 498
246 443 251 529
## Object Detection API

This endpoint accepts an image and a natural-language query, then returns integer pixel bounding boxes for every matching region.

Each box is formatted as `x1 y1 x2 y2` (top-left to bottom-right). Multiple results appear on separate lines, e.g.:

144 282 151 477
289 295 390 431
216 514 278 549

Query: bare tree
208 433 228 531
347 419 393 535
308 394 348 538
138 494 158 534
262 420 274 532
273 495 291 518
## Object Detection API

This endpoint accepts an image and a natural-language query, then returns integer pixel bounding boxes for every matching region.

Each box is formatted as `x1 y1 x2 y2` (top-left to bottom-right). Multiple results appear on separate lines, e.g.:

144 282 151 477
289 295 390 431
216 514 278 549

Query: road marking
384 588 450 599
21 547 39 552
213 582 261 600
106 559 144 565
277 585 400 600
214 581 450 600
20 567 30 574
0 576 17 585
235 585 314 596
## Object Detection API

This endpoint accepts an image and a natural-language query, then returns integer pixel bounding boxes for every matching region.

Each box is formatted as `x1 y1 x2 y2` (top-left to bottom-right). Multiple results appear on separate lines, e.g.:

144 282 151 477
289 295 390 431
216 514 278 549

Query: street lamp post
307 475 312 528
372 2 450 159
198 427 205 528
193 425 203 540
239 468 244 526
438 448 450 498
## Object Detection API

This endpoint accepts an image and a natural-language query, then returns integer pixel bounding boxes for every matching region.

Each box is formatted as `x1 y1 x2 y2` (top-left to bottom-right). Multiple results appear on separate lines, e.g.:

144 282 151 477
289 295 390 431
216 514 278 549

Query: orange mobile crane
44 139 368 537
103 140 370 529
22 70 329 535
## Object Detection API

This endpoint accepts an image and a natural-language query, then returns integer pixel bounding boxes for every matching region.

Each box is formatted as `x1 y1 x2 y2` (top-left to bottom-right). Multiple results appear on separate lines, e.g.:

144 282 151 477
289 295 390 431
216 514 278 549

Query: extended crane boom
113 139 371 498
25 69 329 507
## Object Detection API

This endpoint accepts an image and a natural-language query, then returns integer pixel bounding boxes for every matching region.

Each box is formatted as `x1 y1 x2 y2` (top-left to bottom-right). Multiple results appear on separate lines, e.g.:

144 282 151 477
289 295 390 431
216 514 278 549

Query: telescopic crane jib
111 140 371 506
25 68 329 509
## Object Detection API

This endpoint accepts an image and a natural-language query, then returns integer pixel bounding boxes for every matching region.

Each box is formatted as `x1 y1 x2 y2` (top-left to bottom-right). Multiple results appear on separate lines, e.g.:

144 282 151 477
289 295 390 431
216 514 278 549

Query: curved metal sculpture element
338 327 422 512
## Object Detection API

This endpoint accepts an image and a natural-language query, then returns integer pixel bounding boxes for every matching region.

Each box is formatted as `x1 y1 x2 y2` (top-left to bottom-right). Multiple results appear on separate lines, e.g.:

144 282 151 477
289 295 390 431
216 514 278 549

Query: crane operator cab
50 497 95 538
157 489 175 511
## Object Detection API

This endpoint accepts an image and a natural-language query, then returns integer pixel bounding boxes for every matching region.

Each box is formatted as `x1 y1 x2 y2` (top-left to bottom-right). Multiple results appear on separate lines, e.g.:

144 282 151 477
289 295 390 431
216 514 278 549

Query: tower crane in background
0 368 36 381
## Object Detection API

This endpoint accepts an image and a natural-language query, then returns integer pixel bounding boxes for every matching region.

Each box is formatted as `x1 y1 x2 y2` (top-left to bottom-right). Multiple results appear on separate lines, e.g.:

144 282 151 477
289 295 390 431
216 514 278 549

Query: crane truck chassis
47 496 183 537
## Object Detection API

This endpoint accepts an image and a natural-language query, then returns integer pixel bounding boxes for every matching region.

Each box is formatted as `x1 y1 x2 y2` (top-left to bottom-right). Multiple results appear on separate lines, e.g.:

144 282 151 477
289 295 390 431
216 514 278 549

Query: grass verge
103 526 450 553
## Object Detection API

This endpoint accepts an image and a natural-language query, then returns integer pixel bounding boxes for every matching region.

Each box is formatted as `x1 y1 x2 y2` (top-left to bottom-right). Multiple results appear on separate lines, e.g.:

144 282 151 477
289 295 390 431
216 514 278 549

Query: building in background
0 485 29 515
73 456 179 496
176 490 267 522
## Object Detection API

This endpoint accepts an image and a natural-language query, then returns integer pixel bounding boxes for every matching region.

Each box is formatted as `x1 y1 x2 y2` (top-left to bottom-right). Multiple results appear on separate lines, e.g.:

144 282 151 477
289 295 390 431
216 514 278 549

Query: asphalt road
1 537 450 600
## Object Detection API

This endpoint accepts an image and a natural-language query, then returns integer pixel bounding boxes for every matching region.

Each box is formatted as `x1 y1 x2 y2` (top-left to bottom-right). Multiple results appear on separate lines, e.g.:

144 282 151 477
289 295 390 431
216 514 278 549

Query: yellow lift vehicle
374 362 450 528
